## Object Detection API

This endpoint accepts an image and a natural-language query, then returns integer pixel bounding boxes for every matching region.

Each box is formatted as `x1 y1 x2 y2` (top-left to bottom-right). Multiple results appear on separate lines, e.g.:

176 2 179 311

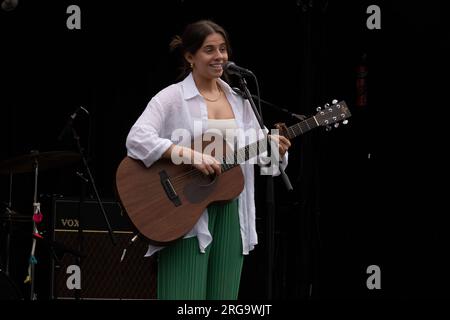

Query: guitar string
169 128 295 184
171 141 268 186
171 167 203 184
169 143 260 184
168 122 312 186
171 170 212 189
169 152 245 187
170 161 231 186
170 158 240 185
170 162 257 194
169 156 230 183
169 162 241 191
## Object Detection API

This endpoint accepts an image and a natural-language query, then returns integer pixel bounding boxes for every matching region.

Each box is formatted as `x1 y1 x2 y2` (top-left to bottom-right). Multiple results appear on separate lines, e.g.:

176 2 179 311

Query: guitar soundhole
198 174 217 187
184 174 218 203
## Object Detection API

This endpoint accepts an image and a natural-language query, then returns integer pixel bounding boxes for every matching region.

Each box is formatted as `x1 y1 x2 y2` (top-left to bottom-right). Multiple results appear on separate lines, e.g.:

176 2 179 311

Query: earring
190 62 194 69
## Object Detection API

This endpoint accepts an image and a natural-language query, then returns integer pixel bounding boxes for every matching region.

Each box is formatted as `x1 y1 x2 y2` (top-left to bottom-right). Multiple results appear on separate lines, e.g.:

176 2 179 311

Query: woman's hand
191 150 222 176
174 146 221 176
269 135 291 158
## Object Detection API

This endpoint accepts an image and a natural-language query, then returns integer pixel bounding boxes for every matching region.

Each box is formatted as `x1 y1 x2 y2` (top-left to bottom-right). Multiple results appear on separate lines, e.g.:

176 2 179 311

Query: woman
126 20 291 299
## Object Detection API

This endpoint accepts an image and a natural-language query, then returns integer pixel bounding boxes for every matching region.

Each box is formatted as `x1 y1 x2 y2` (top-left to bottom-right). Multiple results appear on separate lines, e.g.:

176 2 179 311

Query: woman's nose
215 49 224 58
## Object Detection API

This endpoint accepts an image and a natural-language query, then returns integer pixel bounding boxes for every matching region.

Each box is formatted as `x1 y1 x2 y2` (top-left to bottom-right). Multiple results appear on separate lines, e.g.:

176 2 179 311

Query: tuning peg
334 123 339 128
343 120 349 125
332 99 338 104
325 103 330 108
316 106 322 111
325 125 332 131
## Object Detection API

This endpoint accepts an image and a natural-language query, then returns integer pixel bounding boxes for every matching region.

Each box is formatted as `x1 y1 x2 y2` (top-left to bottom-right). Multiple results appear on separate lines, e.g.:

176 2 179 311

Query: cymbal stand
3 171 14 276
24 151 43 300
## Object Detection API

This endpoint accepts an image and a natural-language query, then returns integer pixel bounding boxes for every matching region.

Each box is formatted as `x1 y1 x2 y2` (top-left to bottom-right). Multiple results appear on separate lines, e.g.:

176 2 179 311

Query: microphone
57 106 89 141
223 61 255 77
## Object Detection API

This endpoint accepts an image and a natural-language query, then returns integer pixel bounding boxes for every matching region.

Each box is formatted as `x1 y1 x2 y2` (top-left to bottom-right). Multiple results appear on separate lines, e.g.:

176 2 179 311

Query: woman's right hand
189 149 222 176
165 145 222 176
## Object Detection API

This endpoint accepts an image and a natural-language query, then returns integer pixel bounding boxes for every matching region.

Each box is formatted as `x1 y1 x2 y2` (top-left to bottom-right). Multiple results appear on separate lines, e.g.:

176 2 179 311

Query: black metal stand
69 121 116 299
29 152 39 300
70 125 116 247
232 87 306 121
237 76 293 299
2 173 14 276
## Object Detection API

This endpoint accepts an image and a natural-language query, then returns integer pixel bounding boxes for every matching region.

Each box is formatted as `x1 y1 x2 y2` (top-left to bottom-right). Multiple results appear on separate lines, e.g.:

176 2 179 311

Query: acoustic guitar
115 100 351 245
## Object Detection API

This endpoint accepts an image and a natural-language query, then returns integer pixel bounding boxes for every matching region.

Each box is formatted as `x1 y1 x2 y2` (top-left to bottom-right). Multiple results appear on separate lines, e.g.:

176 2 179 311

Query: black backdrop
0 0 448 300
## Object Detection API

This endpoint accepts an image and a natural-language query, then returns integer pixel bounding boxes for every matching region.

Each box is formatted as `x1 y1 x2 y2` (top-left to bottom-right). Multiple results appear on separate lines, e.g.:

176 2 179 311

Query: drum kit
0 150 81 300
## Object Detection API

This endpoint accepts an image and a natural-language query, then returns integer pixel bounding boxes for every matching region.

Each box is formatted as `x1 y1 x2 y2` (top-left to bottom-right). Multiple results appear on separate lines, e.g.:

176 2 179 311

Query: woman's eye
204 47 226 54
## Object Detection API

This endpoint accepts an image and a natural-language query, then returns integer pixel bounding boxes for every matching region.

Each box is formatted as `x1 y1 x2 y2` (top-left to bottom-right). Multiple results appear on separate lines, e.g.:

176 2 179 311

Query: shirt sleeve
126 96 173 167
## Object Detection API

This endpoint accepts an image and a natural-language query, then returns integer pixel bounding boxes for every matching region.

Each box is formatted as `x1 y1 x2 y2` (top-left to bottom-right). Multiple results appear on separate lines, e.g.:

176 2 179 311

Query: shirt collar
181 73 200 100
181 72 238 100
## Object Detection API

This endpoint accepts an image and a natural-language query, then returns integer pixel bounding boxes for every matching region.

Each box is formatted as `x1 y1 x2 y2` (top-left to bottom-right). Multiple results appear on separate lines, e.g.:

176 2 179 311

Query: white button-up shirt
126 73 288 256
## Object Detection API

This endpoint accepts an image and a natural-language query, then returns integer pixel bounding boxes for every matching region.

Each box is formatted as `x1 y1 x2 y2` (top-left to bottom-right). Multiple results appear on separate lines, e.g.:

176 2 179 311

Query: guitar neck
220 115 319 172
283 116 320 139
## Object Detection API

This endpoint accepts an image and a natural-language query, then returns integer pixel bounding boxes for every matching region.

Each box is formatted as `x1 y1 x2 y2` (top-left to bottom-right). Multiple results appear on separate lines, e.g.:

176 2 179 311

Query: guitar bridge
159 170 182 207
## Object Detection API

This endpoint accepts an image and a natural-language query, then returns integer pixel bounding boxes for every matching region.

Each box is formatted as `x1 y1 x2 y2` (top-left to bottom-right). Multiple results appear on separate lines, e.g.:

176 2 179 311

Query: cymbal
0 151 81 175
1 204 32 223
0 213 32 223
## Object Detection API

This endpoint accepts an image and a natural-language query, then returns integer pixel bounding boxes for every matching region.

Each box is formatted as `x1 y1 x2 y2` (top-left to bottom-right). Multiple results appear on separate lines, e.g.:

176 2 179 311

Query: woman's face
186 32 228 80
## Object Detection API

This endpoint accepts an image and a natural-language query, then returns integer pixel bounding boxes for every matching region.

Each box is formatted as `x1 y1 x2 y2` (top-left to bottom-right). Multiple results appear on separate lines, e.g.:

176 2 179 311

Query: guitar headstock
314 100 351 129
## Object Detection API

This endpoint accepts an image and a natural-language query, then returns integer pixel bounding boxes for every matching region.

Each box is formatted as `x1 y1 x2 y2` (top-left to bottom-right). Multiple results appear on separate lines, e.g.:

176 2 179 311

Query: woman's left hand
269 135 291 158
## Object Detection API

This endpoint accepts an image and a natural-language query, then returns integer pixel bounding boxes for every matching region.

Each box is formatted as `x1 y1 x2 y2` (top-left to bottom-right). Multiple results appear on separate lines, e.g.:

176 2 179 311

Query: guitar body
115 138 244 246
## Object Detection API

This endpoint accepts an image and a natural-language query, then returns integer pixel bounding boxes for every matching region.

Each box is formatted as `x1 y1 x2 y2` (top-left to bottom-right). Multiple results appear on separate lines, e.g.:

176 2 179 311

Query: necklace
201 86 222 102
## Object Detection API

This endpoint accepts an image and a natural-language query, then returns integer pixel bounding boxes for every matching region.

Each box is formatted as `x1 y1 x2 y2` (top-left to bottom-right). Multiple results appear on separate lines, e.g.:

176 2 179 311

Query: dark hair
169 20 232 79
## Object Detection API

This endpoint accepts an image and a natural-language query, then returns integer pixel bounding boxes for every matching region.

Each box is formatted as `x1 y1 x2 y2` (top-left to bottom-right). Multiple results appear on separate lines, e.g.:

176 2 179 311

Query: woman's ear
184 52 193 65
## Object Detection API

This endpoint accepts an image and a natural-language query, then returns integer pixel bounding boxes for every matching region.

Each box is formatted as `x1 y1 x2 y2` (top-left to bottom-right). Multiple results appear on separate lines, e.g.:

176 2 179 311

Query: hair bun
169 35 183 52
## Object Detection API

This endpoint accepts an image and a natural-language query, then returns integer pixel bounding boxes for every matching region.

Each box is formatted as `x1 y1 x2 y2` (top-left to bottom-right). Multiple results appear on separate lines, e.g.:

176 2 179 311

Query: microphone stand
70 124 117 247
65 116 116 299
232 87 306 121
69 121 116 298
237 76 293 299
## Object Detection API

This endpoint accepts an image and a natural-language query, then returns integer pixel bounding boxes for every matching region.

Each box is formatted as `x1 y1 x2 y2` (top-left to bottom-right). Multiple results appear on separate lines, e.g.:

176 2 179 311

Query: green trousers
157 199 243 300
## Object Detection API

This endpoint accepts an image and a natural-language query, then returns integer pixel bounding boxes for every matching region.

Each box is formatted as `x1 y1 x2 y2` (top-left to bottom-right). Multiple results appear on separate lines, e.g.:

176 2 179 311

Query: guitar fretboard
220 116 319 172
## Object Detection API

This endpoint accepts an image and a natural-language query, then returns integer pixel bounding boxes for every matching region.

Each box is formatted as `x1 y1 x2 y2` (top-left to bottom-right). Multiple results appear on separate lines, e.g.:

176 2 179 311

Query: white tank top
207 118 238 136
